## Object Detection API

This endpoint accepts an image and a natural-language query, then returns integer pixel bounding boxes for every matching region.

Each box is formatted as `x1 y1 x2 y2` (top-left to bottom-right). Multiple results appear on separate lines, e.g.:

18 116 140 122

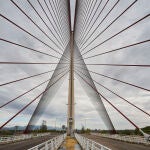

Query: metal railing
0 133 50 144
92 133 150 145
75 133 111 150
28 134 66 150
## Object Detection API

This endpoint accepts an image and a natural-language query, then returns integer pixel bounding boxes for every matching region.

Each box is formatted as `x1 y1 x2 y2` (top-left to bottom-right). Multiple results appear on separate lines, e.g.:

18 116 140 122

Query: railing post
45 141 49 150
86 140 89 150
91 141 94 150
54 137 57 149
83 137 85 149
35 146 38 150
51 140 54 150
84 137 86 149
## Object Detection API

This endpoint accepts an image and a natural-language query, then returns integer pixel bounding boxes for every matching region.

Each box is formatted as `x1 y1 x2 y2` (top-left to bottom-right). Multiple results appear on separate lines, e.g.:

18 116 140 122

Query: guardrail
91 133 150 145
75 133 111 150
0 133 50 144
28 134 66 150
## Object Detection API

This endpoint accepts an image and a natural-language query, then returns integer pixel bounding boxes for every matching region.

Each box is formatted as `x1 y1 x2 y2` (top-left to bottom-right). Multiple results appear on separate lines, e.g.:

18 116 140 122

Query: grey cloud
0 0 149 130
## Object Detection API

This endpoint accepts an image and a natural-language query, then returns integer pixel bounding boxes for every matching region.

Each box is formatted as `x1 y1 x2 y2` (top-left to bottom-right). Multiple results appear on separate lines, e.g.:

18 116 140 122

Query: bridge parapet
75 133 111 150
0 133 50 144
91 133 150 145
28 134 66 150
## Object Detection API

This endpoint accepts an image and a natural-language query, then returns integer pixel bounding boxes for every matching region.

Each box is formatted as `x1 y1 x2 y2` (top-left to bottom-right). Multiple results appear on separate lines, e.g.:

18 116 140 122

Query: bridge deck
84 134 150 150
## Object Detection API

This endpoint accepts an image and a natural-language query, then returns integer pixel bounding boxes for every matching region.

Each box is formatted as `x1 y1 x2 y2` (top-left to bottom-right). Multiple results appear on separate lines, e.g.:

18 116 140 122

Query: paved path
0 134 58 150
59 136 81 150
84 134 150 150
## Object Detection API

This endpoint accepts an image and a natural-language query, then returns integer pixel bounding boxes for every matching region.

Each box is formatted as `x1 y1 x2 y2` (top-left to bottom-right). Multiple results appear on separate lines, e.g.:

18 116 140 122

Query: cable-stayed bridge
0 0 150 149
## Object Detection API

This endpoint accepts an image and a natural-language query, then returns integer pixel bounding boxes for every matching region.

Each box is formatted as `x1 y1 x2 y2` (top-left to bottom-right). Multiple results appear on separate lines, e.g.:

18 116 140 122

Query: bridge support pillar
67 31 75 136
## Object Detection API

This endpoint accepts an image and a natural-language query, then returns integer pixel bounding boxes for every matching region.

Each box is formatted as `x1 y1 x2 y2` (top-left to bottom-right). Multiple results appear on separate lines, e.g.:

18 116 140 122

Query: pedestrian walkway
59 136 81 150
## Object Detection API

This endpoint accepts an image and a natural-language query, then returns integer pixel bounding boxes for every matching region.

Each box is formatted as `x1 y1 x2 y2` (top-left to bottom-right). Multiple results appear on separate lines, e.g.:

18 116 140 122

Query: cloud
0 0 149 130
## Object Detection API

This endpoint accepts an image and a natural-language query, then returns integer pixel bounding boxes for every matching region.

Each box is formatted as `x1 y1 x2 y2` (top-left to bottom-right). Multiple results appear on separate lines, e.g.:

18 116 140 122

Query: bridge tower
67 31 75 136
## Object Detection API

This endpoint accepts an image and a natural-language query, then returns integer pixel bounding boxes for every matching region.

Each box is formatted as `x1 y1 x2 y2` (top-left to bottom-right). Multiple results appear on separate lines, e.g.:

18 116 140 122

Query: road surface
84 134 150 150
0 134 58 150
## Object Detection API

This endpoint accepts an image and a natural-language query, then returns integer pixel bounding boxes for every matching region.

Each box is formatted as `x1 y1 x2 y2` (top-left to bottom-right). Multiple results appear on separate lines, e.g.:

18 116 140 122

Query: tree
85 128 91 134
40 120 47 132
81 126 85 133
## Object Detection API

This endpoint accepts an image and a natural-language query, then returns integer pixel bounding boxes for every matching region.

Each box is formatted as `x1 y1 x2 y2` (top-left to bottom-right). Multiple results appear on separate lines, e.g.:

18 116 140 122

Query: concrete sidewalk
59 136 81 150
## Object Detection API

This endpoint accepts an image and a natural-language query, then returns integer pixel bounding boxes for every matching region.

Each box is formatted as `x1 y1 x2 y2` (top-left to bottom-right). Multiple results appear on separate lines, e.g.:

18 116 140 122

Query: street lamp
53 116 67 131
80 118 95 129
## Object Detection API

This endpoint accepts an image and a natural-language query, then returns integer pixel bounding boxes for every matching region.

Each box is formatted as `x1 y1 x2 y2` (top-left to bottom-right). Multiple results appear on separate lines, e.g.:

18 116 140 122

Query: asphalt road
0 134 58 150
84 134 150 150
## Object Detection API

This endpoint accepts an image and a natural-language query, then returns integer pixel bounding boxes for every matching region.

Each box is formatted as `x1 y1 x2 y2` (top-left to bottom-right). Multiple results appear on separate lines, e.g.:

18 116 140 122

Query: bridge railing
91 133 150 145
0 133 50 144
75 133 111 150
28 133 66 150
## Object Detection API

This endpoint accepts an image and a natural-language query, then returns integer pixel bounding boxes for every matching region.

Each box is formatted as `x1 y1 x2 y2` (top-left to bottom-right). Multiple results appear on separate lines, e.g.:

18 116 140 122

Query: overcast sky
0 0 150 130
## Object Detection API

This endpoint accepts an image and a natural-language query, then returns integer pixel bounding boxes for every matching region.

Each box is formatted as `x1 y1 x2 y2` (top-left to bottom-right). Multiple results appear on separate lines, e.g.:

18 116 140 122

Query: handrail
75 133 111 150
28 133 66 150
0 133 50 144
92 133 150 145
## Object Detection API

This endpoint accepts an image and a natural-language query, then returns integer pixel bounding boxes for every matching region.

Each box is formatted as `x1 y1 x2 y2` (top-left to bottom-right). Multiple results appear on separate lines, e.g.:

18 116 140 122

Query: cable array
0 0 149 132
74 0 150 130
0 0 71 130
